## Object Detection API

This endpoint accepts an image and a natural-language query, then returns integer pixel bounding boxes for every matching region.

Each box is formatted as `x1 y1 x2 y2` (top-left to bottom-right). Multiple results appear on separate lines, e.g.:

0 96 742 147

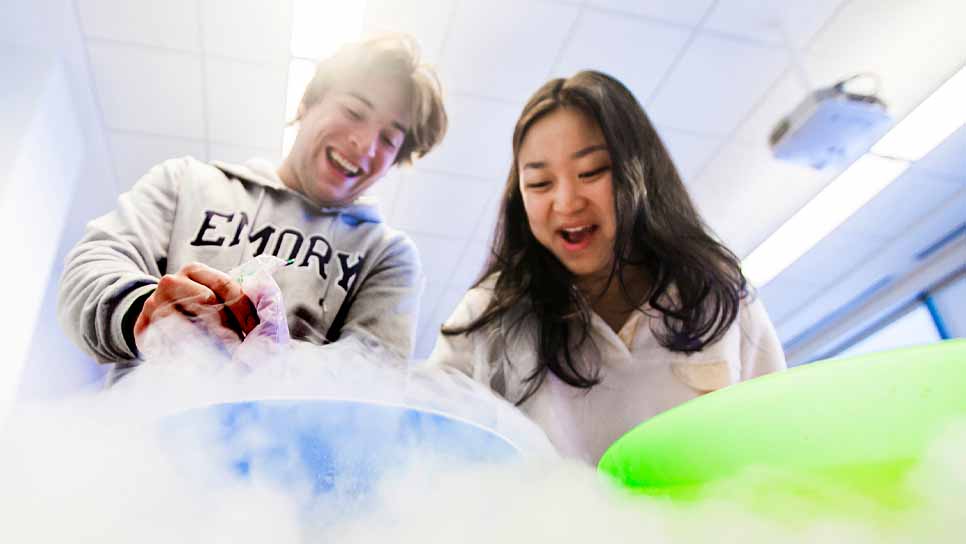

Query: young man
58 35 447 379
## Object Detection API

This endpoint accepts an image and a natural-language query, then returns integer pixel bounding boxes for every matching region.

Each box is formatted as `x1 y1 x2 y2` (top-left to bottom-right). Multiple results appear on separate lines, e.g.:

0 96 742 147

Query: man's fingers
182 263 258 335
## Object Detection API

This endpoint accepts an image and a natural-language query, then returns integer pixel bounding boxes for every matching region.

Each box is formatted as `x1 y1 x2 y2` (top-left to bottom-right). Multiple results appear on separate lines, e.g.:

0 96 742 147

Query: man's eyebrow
572 144 608 159
348 92 407 134
348 92 374 109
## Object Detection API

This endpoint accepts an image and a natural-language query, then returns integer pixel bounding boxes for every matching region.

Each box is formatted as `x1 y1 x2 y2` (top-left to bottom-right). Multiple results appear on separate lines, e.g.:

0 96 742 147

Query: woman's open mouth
558 225 598 251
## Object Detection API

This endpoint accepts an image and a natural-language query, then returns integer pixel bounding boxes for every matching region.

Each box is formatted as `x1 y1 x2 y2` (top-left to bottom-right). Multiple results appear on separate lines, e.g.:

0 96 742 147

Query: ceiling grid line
72 0 121 196
413 165 501 185
279 0 295 148
194 0 211 161
642 0 718 107
685 0 854 189
546 0 587 78
84 36 287 69
580 4 697 33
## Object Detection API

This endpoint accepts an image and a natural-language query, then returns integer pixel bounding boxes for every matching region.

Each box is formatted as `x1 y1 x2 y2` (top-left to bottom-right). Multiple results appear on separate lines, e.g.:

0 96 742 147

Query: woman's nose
553 179 585 214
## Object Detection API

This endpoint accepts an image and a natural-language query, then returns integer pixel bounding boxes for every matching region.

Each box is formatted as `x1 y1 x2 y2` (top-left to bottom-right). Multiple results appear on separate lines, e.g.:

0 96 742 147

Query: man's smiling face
281 71 412 207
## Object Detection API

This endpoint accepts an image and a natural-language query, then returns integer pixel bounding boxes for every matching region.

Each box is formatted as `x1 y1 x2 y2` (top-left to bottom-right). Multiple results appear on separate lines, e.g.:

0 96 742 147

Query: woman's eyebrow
522 160 547 171
523 144 608 171
572 144 608 159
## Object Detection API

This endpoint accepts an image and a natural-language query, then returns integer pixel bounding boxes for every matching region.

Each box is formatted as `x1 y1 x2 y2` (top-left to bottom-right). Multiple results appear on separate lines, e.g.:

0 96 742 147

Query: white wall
0 1 116 417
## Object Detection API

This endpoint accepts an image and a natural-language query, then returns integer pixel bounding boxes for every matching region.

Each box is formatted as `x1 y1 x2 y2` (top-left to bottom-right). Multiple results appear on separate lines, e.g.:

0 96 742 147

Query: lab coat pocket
671 358 738 393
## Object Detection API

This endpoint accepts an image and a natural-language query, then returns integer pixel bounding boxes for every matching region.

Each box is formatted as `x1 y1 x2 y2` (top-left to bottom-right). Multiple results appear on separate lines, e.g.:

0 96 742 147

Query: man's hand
134 262 258 350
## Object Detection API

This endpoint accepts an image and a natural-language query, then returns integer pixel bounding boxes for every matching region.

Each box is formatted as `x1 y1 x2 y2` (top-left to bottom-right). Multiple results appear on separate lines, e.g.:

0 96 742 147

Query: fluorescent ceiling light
290 0 367 59
871 64 966 161
742 154 910 287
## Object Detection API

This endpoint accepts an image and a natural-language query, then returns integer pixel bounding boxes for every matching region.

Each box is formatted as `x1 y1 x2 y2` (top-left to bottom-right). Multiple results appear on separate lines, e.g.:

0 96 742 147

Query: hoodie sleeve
57 158 186 363
337 232 422 360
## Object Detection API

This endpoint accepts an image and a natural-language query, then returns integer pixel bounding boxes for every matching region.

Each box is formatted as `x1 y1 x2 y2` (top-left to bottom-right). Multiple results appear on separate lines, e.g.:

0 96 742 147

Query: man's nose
349 125 378 158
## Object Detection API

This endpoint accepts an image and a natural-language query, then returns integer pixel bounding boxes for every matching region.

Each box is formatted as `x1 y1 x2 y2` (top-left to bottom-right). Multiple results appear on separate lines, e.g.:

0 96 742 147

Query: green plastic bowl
598 340 966 520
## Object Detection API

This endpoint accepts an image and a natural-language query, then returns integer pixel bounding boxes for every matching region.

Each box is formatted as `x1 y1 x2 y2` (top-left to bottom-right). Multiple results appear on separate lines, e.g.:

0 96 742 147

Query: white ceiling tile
109 131 207 192
553 10 692 102
655 126 723 182
362 0 456 66
392 170 495 238
451 240 491 290
438 0 579 102
431 284 472 328
804 0 966 121
414 329 438 359
704 0 845 48
201 0 291 64
208 143 279 166
835 168 964 243
89 43 205 138
78 0 200 51
362 168 404 223
205 57 286 149
647 33 787 134
690 139 834 257
731 70 803 146
587 0 715 26
473 192 502 243
416 282 445 334
915 124 966 182
416 282 474 357
756 275 823 325
414 281 445 358
415 95 519 180
407 233 466 287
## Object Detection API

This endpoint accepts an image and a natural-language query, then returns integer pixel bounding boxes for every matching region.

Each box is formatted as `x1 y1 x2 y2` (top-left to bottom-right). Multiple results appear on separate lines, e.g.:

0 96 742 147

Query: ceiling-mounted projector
769 77 892 170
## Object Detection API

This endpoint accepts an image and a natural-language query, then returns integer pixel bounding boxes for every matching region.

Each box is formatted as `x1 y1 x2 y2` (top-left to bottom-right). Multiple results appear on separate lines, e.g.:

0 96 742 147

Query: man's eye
578 166 611 179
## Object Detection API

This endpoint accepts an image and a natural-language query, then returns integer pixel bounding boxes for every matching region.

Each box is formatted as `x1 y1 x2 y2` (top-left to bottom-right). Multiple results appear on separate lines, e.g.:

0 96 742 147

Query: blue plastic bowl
160 399 520 499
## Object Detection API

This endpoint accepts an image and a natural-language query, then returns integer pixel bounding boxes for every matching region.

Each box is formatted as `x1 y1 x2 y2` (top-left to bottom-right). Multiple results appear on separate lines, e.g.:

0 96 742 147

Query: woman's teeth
561 225 595 243
329 149 361 176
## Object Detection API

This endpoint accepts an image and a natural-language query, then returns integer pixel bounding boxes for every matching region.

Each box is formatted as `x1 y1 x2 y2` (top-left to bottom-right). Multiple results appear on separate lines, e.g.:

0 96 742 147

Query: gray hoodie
58 156 421 369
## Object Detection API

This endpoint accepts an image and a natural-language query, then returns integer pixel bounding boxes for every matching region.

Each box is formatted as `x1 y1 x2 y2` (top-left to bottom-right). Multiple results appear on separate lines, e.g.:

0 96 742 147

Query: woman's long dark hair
443 71 748 404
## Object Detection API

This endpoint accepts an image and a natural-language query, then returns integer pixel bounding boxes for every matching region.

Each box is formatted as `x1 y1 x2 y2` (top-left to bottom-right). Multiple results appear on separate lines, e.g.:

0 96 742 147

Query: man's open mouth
326 148 363 178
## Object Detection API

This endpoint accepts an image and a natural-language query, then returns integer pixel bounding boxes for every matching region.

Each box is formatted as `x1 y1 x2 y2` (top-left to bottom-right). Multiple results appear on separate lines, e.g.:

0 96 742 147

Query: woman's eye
579 165 611 179
525 181 551 190
381 135 398 149
344 107 362 120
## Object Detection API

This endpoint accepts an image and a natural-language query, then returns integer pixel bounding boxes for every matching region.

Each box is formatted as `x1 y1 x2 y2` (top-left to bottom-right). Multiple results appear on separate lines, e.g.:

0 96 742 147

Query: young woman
427 71 786 464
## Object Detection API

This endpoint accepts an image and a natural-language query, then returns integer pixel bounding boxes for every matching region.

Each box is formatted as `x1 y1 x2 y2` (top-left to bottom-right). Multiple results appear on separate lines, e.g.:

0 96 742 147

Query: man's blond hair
296 34 447 165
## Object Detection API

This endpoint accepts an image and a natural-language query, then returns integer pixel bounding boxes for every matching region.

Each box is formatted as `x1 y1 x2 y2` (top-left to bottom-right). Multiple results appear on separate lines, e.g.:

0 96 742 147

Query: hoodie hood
211 158 384 224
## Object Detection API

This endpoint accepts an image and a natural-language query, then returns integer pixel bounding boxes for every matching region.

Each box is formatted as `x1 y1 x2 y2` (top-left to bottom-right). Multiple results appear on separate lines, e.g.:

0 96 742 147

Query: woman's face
518 107 617 282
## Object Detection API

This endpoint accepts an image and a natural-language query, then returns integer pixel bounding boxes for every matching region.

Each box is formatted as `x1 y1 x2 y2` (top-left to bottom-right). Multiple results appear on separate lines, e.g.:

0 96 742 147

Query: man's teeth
331 150 361 175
